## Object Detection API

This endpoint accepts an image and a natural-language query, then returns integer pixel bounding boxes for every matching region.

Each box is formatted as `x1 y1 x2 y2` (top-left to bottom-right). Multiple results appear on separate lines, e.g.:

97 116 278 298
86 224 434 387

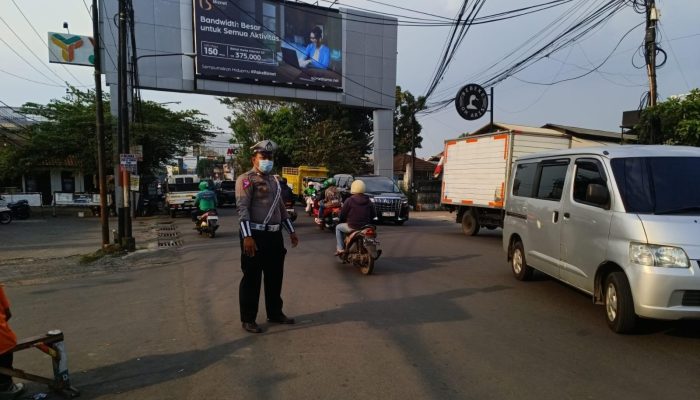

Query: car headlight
629 243 690 268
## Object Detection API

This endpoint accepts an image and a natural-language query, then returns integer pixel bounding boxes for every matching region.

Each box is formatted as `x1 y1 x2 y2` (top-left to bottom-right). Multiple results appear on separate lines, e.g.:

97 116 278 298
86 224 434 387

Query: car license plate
382 211 395 217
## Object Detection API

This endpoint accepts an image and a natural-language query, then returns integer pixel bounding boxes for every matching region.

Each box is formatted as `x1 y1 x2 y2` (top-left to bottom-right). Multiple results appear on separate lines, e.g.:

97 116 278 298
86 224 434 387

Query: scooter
195 209 219 238
7 199 30 220
312 198 341 231
339 224 382 275
0 204 12 224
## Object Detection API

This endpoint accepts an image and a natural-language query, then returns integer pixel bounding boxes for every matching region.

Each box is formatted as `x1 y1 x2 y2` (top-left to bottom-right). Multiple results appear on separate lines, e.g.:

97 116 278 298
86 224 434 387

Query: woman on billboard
301 26 330 69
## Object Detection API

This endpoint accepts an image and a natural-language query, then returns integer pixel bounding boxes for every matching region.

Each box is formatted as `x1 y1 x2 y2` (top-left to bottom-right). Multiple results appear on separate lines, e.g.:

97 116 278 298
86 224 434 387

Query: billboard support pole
92 0 110 248
118 0 135 251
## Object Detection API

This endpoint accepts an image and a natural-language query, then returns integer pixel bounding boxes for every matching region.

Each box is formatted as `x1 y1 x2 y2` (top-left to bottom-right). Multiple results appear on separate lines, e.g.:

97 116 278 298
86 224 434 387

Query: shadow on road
75 286 511 397
376 254 481 275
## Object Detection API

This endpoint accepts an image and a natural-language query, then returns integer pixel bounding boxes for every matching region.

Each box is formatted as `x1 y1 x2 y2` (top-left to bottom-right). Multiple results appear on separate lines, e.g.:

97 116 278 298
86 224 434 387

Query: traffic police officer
236 140 299 333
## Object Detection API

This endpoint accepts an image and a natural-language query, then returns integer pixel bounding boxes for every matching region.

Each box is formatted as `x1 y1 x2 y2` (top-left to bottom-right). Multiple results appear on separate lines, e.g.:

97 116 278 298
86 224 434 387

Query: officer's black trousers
239 230 287 323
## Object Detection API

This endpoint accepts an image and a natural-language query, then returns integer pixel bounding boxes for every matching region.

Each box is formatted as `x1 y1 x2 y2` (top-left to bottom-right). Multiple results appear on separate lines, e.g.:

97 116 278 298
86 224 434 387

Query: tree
394 86 426 155
637 89 700 145
219 98 373 175
0 87 213 182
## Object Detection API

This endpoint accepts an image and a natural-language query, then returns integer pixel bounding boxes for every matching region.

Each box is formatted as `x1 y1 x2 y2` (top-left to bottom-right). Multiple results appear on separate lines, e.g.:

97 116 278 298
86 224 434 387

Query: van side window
573 159 607 207
535 163 568 201
512 163 537 197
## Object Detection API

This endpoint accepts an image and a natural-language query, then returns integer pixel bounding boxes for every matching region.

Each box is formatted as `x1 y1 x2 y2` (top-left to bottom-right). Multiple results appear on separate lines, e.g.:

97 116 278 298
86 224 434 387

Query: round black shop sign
455 84 489 121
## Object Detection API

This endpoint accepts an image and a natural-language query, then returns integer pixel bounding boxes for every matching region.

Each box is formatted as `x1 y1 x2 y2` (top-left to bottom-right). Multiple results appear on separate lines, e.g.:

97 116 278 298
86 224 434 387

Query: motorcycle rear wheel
357 242 374 275
0 212 11 224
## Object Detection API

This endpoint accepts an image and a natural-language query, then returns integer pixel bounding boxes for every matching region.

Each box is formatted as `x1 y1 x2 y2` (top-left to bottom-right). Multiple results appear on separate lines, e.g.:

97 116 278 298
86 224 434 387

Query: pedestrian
0 284 24 398
236 140 299 334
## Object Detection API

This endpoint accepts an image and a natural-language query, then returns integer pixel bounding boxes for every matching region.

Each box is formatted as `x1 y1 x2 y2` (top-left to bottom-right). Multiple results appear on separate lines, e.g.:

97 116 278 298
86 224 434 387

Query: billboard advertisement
48 32 94 66
193 0 343 89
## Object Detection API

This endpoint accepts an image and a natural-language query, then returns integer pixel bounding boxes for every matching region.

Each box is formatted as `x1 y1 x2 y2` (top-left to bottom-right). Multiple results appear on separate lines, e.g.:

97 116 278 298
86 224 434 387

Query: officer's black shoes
267 314 296 324
242 322 263 333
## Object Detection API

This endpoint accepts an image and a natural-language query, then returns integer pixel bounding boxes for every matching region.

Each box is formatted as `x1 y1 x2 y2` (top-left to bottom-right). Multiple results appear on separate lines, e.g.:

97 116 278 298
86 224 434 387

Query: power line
10 0 90 87
0 16 72 87
82 0 118 70
0 36 64 86
0 67 66 87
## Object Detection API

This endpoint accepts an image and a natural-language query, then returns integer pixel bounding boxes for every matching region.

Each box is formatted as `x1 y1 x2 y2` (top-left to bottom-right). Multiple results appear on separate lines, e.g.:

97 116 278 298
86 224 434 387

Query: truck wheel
604 272 637 333
461 211 480 236
510 240 533 281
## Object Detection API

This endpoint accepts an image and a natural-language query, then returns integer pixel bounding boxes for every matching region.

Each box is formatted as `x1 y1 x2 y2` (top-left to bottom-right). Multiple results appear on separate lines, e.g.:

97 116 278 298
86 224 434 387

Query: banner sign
120 153 138 174
193 0 343 89
54 192 101 206
48 32 94 66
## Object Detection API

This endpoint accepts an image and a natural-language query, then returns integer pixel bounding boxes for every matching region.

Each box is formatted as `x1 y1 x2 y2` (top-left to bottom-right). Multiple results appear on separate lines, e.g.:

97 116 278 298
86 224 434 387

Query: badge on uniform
243 179 251 189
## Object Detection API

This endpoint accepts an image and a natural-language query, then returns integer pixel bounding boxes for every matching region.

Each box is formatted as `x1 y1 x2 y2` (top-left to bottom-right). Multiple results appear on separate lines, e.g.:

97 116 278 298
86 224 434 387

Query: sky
1 0 698 158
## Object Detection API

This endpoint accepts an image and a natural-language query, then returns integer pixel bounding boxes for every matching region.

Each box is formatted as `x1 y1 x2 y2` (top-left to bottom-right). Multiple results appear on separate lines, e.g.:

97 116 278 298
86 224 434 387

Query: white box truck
441 127 615 235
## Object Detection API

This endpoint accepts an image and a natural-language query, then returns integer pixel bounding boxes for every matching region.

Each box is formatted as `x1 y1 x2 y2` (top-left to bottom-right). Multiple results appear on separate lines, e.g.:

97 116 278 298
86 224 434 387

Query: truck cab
164 174 200 217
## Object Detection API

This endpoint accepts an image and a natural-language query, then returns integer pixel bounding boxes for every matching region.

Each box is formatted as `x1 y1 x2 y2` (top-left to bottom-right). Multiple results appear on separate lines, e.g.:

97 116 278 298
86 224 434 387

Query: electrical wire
10 0 89 87
0 67 66 88
0 36 64 86
82 0 118 70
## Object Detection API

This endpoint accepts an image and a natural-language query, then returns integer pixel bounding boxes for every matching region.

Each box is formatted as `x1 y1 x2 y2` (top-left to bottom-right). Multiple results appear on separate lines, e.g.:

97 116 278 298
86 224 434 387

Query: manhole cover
157 231 179 238
158 240 183 248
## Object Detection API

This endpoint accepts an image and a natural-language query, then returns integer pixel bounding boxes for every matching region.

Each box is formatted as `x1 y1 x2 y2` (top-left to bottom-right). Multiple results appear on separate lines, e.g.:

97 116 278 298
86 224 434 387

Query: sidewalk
0 211 177 286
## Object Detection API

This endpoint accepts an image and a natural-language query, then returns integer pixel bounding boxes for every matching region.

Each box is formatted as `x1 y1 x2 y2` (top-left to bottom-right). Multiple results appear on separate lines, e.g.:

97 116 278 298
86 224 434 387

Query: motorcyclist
316 177 342 225
335 179 376 255
303 181 319 214
192 181 218 223
279 177 294 205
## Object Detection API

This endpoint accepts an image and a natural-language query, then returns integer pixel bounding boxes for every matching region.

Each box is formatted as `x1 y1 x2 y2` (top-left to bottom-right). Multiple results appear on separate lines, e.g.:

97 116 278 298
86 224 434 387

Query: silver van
503 145 700 333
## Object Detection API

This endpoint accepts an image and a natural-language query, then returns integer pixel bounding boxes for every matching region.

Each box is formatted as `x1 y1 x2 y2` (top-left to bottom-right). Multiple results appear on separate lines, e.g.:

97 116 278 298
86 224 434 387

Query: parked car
503 145 700 333
217 180 236 207
351 175 409 225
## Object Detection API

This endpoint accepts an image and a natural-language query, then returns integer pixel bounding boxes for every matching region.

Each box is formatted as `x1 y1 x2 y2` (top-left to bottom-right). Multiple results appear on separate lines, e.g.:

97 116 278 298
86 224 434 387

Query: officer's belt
249 222 281 232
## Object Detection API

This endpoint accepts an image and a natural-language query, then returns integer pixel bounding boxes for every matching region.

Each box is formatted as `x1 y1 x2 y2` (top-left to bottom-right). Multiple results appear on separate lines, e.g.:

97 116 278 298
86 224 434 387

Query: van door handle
552 211 559 223
563 212 570 219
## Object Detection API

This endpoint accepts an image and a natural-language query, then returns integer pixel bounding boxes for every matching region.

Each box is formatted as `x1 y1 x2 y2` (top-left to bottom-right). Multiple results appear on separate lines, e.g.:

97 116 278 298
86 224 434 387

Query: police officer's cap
250 140 278 155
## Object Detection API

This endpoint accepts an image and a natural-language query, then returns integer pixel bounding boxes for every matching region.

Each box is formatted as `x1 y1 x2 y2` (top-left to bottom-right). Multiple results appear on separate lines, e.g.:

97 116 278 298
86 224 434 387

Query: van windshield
611 157 700 214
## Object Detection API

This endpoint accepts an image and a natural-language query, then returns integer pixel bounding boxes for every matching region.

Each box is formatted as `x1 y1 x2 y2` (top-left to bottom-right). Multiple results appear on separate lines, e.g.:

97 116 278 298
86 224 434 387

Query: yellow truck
282 165 329 200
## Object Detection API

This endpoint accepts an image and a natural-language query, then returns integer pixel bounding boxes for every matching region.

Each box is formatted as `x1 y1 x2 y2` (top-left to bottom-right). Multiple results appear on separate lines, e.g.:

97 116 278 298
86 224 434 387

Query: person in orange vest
0 285 24 397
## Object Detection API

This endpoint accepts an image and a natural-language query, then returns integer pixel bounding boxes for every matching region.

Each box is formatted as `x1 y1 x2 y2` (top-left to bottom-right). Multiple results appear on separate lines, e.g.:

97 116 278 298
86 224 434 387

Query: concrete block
365 56 383 78
154 0 181 28
155 26 183 53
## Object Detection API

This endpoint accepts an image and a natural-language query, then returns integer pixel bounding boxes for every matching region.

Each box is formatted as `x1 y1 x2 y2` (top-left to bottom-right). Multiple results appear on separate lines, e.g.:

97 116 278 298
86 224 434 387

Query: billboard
48 32 94 66
193 0 343 89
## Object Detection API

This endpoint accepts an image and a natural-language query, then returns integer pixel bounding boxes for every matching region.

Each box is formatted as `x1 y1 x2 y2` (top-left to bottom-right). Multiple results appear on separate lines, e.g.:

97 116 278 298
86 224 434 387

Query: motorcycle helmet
323 177 336 187
350 180 366 194
199 181 209 191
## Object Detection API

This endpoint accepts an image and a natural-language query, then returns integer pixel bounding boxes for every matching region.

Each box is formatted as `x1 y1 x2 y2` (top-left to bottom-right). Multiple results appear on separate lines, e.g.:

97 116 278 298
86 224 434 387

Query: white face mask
258 159 274 174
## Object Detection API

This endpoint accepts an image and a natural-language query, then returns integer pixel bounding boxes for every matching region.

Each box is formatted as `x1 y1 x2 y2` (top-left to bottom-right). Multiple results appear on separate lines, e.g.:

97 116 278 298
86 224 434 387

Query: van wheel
604 272 637 333
461 211 480 236
510 241 533 281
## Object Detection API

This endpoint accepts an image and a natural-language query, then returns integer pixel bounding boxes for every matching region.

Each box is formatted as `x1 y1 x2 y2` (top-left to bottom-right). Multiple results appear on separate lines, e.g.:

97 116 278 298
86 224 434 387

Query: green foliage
0 87 212 182
637 89 700 145
219 98 373 175
394 86 426 155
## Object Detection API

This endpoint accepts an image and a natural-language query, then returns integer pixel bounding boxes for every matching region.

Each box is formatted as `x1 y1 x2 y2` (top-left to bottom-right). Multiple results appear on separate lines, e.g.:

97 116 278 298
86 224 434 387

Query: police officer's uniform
236 140 296 332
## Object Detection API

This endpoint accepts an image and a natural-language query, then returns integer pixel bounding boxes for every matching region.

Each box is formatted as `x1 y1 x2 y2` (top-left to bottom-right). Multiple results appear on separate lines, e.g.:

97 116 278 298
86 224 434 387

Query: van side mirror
586 184 609 207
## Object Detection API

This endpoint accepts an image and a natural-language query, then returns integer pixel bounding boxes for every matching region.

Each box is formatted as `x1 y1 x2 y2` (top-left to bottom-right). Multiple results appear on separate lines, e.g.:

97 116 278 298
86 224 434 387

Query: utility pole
645 0 660 143
118 0 135 250
92 0 109 247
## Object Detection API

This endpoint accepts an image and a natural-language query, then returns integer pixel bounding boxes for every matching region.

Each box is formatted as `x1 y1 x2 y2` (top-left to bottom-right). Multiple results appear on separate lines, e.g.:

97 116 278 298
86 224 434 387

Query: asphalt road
5 208 700 399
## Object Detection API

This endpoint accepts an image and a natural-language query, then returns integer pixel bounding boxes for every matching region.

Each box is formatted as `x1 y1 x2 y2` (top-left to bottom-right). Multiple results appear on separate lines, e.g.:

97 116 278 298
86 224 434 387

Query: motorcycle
312 198 340 231
339 224 382 275
195 209 219 238
0 204 11 224
285 200 297 223
7 199 30 220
